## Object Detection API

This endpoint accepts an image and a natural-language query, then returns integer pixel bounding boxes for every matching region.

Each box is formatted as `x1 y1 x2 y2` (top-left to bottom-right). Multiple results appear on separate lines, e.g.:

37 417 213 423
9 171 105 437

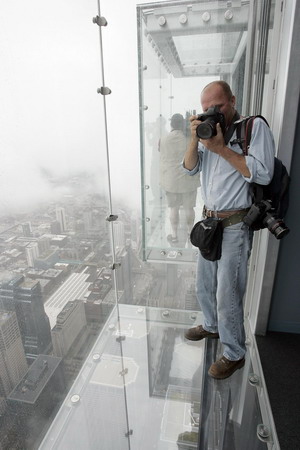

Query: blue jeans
196 221 253 361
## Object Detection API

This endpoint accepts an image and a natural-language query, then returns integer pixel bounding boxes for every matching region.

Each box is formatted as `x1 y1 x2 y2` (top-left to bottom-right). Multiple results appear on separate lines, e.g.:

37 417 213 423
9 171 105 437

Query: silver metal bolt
257 424 271 441
202 12 211 22
70 394 80 405
93 353 101 362
225 9 233 20
249 373 260 386
158 16 166 26
179 14 187 24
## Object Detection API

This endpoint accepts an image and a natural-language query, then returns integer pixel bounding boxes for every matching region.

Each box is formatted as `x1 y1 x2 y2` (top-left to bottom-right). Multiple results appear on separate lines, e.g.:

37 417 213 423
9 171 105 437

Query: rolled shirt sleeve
182 146 202 175
243 118 275 185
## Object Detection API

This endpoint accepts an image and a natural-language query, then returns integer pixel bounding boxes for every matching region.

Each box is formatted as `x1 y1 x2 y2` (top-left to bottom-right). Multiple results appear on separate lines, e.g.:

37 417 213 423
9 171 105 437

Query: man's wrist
219 145 230 157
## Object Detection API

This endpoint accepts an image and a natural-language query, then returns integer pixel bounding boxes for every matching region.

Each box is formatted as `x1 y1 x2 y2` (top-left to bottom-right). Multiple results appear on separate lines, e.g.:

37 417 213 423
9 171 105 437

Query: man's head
171 113 184 131
200 81 236 126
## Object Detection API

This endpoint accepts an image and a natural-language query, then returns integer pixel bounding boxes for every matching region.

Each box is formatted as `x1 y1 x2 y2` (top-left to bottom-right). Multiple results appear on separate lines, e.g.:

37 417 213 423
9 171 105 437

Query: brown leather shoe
208 356 245 379
184 325 219 341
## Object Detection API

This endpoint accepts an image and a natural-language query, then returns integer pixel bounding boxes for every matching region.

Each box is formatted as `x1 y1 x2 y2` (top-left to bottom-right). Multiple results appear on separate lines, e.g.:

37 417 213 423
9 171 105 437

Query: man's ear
231 95 236 107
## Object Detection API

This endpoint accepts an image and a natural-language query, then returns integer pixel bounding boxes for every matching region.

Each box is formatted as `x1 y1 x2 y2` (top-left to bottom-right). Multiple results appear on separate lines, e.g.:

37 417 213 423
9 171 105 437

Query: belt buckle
204 207 218 219
209 210 218 218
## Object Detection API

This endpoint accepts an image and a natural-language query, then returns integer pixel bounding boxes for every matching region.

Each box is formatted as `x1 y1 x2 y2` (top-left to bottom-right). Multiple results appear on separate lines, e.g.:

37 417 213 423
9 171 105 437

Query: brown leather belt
203 206 249 219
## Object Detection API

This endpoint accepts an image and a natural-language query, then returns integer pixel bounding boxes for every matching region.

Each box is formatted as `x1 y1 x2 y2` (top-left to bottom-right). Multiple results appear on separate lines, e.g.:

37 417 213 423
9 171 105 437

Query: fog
0 0 158 215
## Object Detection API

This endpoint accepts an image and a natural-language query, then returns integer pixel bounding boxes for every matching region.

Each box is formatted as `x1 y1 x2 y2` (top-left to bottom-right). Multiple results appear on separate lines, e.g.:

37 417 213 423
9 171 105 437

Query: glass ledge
39 305 279 450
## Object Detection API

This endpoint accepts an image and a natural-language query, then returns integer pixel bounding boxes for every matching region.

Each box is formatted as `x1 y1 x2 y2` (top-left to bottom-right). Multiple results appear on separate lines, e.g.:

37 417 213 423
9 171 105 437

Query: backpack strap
224 111 240 145
234 115 269 155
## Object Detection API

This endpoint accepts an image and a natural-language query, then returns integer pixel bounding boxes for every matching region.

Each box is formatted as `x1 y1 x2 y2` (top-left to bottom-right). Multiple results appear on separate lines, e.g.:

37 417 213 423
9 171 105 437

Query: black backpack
234 116 290 235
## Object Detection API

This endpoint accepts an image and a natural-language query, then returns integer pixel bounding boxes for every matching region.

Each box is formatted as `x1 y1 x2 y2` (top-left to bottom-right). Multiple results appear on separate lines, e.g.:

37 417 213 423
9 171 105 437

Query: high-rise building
21 222 32 237
7 354 65 448
50 220 61 235
0 311 28 414
55 206 67 233
37 236 51 255
83 208 93 231
51 300 87 357
0 276 52 364
112 220 125 249
115 246 133 303
25 243 39 268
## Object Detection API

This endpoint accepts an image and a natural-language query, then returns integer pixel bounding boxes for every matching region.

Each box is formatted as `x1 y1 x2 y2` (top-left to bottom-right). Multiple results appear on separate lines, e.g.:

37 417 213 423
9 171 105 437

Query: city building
37 236 51 255
7 355 65 448
51 300 87 358
0 276 52 364
112 220 125 249
50 220 61 235
25 243 39 268
21 222 32 238
0 311 28 414
55 207 67 233
44 267 92 329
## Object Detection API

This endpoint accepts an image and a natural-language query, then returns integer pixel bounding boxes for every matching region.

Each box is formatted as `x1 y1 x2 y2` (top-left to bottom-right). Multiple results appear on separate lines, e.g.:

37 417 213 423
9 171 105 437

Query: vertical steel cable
96 2 113 218
95 1 132 447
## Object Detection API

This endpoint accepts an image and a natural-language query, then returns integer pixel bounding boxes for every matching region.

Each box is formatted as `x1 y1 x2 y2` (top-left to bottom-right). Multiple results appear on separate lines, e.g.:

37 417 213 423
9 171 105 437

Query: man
159 113 200 244
183 81 275 379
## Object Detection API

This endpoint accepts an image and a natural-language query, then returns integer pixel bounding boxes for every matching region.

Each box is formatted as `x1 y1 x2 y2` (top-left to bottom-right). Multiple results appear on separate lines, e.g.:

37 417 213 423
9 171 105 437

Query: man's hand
189 114 201 141
183 115 201 171
200 123 225 154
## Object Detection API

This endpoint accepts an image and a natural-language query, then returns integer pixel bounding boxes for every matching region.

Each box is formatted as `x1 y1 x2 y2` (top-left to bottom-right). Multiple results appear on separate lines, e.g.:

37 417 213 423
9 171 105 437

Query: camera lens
263 214 290 240
275 226 290 239
196 122 215 139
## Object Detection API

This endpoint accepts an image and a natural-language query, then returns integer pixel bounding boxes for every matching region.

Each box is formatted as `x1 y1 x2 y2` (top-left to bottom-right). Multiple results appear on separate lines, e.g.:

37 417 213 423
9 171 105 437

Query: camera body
243 199 290 239
196 106 226 139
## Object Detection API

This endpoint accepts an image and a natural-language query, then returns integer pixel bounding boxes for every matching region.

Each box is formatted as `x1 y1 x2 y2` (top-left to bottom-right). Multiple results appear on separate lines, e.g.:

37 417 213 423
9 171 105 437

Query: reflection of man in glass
183 81 275 379
159 113 200 244
145 115 168 204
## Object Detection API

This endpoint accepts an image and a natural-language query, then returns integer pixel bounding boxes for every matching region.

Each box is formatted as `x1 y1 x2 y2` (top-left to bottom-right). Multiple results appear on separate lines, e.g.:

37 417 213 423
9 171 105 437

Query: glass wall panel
0 1 130 448
137 0 275 263
138 1 246 263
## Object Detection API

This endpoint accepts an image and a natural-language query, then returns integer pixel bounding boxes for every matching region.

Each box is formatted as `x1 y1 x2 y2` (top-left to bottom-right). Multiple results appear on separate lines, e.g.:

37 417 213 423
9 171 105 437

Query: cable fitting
97 87 112 95
92 16 108 27
106 214 118 222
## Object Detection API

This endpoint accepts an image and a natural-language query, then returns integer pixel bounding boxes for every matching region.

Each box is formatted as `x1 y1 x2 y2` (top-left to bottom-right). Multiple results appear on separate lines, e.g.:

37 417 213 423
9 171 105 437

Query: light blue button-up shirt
183 118 275 211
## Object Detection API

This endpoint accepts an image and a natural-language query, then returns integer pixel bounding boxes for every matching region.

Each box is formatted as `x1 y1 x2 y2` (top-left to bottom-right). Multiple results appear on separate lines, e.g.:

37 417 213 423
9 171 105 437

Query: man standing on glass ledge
183 80 275 379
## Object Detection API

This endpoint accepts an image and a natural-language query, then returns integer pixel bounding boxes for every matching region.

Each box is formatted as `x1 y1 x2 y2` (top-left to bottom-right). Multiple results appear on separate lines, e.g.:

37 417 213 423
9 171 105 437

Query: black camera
243 199 290 239
196 106 226 139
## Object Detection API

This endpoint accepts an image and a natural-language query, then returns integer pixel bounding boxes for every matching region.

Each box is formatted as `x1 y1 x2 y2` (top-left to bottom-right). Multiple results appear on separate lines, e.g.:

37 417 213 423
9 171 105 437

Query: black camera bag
234 115 290 231
190 218 223 261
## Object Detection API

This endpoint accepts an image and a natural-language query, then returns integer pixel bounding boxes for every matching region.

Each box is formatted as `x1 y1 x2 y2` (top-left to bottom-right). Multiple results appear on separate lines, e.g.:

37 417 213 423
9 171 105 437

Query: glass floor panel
39 305 278 450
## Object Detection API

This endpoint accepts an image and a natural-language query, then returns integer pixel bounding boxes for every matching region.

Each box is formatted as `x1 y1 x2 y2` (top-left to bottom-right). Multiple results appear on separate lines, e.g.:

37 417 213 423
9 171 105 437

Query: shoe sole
184 333 219 341
208 359 245 380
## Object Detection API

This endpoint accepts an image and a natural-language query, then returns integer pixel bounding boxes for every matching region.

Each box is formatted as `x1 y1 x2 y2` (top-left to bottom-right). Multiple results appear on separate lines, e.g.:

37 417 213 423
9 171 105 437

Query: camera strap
224 111 240 145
